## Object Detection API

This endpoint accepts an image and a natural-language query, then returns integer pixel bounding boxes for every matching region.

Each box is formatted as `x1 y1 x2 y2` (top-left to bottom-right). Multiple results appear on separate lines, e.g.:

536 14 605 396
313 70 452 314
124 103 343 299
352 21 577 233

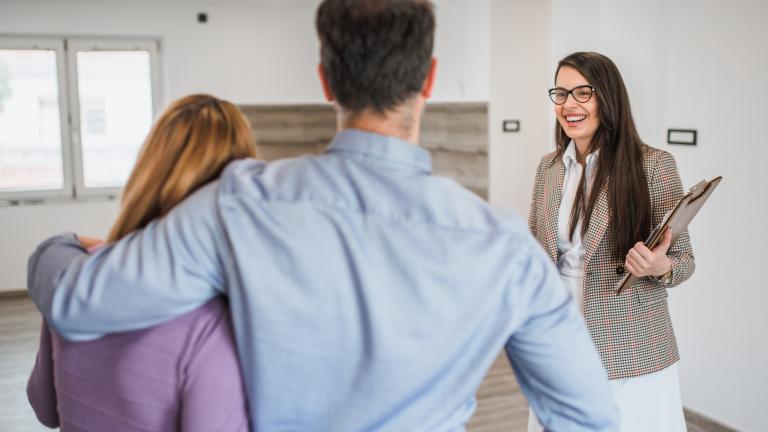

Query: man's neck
338 103 423 145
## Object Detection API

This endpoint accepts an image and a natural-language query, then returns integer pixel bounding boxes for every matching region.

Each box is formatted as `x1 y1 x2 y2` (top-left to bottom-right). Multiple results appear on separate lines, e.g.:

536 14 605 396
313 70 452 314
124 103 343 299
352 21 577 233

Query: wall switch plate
503 119 520 133
667 129 697 145
197 12 208 23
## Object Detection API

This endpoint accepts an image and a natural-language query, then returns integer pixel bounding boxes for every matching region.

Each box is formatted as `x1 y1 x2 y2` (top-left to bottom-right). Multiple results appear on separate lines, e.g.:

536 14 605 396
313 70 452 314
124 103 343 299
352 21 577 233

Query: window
0 36 161 203
0 39 68 198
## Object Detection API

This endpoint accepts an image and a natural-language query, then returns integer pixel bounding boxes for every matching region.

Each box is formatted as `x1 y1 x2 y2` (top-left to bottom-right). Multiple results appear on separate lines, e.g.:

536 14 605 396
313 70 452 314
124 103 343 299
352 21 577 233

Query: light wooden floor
0 296 44 432
0 296 721 431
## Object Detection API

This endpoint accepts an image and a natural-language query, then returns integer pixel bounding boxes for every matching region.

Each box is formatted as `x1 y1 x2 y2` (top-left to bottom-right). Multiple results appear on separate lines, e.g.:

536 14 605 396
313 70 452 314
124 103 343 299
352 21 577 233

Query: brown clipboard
616 176 723 295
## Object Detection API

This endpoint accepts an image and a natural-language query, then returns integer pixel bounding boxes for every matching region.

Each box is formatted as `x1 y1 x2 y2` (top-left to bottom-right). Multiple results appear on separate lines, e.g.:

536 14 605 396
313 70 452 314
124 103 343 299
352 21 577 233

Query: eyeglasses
548 85 596 105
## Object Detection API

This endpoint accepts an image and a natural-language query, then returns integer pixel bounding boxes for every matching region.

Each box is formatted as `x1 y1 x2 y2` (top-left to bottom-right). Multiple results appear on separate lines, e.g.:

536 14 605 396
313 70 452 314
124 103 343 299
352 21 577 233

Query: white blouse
556 141 599 309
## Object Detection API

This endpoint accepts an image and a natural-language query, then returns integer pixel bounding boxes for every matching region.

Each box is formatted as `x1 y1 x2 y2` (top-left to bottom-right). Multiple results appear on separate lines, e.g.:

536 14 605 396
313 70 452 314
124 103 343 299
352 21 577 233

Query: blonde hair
107 94 257 242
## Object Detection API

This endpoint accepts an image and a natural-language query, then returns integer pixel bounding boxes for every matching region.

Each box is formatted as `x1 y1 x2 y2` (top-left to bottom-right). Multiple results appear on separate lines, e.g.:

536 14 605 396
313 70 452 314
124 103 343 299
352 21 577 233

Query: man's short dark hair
316 0 435 114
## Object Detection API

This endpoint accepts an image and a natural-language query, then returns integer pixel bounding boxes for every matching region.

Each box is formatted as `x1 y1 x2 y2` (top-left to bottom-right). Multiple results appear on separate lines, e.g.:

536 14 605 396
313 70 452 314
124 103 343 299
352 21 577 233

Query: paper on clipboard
616 176 723 295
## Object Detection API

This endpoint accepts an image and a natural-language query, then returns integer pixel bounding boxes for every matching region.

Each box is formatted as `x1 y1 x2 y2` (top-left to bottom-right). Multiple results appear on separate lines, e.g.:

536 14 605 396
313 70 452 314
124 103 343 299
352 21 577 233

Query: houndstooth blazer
528 145 695 379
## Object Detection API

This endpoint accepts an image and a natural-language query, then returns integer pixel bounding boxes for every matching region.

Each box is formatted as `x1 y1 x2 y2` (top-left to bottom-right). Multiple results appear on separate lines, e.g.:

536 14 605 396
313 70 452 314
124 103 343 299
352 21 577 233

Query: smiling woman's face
554 66 600 150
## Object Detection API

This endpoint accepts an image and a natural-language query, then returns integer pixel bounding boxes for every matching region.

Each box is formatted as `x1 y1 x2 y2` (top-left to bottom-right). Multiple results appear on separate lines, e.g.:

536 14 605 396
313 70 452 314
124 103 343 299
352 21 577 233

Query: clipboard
616 176 723 295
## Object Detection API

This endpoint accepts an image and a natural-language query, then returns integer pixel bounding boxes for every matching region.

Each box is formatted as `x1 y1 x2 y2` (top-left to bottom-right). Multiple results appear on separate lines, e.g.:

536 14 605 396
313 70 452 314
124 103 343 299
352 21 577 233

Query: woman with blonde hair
27 94 257 431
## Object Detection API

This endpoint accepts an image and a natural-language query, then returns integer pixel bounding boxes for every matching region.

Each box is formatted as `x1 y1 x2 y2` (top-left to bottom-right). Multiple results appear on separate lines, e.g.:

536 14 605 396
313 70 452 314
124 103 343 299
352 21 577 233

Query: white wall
544 0 764 430
660 2 768 430
0 200 120 288
0 0 490 292
0 0 489 104
491 0 767 429
432 0 490 103
488 0 551 214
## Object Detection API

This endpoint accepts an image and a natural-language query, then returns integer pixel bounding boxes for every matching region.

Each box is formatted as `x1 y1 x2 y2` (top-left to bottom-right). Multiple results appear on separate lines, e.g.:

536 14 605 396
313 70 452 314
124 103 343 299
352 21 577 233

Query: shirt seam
220 193 519 236
325 147 431 174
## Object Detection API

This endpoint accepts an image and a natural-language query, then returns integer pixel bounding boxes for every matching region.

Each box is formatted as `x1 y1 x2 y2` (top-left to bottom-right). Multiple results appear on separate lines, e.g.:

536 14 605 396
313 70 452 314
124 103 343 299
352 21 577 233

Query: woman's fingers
624 259 639 276
626 252 650 276
633 242 654 261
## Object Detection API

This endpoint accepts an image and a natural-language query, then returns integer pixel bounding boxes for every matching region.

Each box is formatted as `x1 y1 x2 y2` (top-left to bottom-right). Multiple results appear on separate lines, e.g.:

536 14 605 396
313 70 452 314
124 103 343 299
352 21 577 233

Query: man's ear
420 58 437 99
318 64 335 102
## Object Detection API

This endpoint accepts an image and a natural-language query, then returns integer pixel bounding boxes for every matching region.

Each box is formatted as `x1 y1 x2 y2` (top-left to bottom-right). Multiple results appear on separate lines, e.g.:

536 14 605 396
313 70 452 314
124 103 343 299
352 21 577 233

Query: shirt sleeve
504 241 620 432
27 181 225 341
649 150 695 288
26 321 60 428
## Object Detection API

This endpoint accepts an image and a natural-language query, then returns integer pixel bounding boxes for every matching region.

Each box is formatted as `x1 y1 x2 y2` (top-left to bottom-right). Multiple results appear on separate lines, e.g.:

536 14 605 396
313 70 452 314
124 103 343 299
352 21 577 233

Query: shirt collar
326 129 432 174
563 140 599 169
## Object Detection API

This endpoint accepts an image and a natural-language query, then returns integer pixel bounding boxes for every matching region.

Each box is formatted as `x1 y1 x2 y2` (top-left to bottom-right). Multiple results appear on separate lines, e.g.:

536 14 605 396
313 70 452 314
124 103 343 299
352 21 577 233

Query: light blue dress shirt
28 129 619 431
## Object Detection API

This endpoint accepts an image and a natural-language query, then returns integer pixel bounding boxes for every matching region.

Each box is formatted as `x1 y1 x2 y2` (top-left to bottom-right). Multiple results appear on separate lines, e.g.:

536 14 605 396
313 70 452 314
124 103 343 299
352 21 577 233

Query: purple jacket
27 298 249 431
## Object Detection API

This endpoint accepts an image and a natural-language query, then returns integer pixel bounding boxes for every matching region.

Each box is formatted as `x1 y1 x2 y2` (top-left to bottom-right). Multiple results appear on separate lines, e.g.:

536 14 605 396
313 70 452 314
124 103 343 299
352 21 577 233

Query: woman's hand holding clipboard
616 176 723 295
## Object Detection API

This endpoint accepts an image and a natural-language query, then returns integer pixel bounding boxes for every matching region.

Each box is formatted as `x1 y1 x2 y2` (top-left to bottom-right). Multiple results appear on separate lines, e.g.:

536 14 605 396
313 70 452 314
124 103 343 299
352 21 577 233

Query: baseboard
0 289 29 300
685 407 738 432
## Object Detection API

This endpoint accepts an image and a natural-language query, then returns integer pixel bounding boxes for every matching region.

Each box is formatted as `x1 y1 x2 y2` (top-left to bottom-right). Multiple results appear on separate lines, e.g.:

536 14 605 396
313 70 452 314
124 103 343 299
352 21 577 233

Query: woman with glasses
527 52 694 432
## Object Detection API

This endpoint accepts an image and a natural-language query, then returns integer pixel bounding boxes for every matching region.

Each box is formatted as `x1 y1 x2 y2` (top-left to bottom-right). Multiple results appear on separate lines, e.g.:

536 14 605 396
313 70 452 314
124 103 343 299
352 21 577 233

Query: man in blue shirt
28 0 619 430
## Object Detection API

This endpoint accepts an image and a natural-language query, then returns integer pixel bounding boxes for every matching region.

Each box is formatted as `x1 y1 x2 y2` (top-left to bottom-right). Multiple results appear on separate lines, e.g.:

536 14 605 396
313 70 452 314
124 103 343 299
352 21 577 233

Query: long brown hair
555 52 651 258
107 94 257 242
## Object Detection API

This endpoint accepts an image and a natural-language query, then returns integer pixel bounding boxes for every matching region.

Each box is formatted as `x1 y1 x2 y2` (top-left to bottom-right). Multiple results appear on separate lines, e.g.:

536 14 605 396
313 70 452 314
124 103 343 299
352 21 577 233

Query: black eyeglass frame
547 84 596 105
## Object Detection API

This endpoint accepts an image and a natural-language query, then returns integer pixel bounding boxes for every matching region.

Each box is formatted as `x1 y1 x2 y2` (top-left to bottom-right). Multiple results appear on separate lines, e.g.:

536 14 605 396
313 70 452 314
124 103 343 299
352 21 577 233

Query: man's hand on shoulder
76 235 105 252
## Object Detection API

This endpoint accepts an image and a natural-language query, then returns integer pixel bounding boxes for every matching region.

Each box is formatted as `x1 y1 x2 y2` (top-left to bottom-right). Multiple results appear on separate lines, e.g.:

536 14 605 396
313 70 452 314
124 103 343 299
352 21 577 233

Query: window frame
67 38 162 198
0 35 162 205
0 36 74 203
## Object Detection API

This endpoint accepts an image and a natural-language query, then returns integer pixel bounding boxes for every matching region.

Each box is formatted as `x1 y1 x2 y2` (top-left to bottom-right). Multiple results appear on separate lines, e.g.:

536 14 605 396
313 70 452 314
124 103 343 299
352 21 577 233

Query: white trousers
527 362 687 432
527 269 687 432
